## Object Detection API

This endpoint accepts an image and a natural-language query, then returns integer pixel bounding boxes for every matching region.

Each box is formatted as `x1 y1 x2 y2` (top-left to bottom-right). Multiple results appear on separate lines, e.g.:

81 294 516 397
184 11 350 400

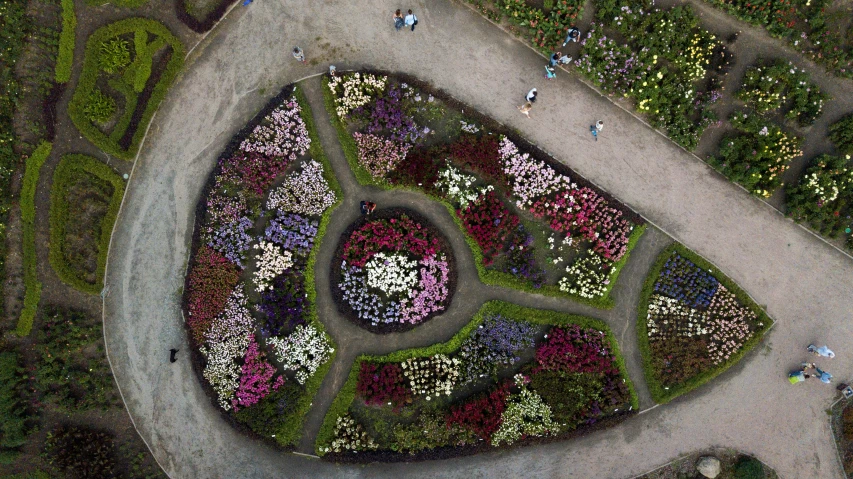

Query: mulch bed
329 207 458 335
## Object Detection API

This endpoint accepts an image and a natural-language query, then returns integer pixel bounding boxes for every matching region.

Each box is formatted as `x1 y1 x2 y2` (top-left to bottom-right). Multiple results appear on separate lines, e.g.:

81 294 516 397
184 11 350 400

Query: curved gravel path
103 0 853 477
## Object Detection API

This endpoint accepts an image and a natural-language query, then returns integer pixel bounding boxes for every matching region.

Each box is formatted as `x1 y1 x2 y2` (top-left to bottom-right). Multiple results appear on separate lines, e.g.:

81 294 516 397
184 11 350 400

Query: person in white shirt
526 88 537 103
404 9 418 32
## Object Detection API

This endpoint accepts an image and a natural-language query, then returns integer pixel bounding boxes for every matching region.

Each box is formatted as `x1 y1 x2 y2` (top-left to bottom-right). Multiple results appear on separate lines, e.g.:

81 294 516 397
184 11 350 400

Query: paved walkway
102 0 853 478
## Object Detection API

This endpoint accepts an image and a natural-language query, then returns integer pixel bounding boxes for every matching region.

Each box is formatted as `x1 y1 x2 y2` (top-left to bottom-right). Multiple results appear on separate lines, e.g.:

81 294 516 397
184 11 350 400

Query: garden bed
330 207 457 334
322 70 646 309
181 83 341 448
637 243 773 404
832 397 853 477
315 301 638 461
67 18 185 160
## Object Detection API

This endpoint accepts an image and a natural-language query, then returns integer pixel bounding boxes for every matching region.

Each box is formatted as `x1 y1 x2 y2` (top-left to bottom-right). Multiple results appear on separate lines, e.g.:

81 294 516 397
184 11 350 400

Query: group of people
393 9 418 32
789 344 836 384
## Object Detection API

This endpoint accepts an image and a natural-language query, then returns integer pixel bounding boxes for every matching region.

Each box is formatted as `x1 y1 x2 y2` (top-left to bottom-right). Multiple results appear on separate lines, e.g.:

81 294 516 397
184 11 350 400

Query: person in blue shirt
808 344 835 358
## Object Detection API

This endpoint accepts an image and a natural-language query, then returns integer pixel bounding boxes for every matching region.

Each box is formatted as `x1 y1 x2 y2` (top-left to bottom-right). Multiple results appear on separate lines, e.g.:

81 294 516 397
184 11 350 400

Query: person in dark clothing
360 201 376 215
170 348 179 363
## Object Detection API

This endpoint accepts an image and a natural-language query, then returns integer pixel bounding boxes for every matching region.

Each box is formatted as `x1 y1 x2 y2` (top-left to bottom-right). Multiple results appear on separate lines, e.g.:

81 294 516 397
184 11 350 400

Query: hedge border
315 300 639 457
68 18 184 160
54 0 76 83
176 0 240 33
636 243 774 404
15 142 52 336
320 72 646 309
48 154 126 295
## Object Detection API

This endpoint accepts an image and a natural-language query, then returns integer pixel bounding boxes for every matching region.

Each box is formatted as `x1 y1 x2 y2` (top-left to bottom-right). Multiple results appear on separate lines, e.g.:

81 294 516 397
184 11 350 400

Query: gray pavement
102 0 853 477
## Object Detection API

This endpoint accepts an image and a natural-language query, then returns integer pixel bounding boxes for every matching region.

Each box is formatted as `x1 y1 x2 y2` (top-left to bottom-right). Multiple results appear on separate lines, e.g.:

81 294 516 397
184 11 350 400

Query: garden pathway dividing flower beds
637 243 772 403
323 70 646 309
181 83 341 447
315 301 638 461
331 207 457 334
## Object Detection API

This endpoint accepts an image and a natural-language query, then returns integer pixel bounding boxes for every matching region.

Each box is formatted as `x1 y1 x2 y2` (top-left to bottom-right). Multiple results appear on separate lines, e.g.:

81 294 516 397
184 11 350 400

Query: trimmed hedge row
15 142 51 337
320 75 645 309
49 154 125 295
637 243 774 404
68 18 184 160
315 300 639 455
55 0 76 83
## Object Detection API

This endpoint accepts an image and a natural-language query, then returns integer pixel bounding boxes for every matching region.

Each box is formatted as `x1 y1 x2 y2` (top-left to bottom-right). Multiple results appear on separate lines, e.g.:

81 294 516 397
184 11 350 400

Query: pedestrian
393 9 405 31
517 102 533 119
405 9 418 32
169 348 179 363
789 362 816 383
815 366 833 384
562 26 580 46
590 120 603 141
241 0 252 5
549 52 561 67
360 200 376 215
329 64 337 77
292 47 306 64
545 65 556 80
526 88 537 103
558 53 572 65
808 344 835 358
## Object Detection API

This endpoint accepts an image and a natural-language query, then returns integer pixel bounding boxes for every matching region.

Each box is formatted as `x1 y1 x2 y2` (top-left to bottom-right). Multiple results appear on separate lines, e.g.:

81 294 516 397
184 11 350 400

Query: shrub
733 455 765 479
829 114 853 156
736 60 827 126
356 362 411 408
785 154 853 237
447 382 512 442
186 246 241 342
842 405 853 442
99 38 131 74
449 134 505 187
458 314 537 381
387 144 445 190
393 411 476 453
234 381 302 437
529 370 602 427
257 272 308 337
44 425 118 478
0 352 29 450
502 225 546 286
83 88 117 123
16 142 51 336
491 375 558 446
55 0 76 83
49 154 125 294
457 190 519 265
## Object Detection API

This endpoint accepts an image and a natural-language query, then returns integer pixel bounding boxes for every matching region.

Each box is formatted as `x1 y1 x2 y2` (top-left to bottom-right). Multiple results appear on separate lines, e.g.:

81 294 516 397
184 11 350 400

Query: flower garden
181 84 340 447
332 208 456 333
638 244 772 403
323 71 646 308
316 302 637 460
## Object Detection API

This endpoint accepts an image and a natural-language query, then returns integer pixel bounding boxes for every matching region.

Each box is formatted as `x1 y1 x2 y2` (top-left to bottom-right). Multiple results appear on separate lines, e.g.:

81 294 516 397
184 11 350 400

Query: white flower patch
365 252 418 295
326 414 378 453
401 354 460 397
266 160 337 215
491 375 557 446
804 171 840 203
267 324 334 384
558 254 611 298
435 160 493 208
328 72 387 119
498 136 572 208
252 241 293 292
646 294 710 339
704 286 755 365
200 286 254 410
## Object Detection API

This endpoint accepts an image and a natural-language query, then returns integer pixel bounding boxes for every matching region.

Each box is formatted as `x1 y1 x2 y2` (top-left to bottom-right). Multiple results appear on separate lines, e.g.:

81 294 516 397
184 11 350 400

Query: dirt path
102 0 853 477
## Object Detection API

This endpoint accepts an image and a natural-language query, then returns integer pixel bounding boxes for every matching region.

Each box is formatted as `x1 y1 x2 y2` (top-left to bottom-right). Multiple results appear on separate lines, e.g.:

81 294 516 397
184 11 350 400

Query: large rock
696 456 722 478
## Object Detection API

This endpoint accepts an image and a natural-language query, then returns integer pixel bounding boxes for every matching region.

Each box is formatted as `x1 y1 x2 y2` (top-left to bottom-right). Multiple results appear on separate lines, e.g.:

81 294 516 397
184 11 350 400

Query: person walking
590 120 603 141
558 53 572 65
549 52 561 67
360 200 376 215
169 348 179 363
545 65 556 80
526 88 537 104
562 26 580 46
405 9 418 32
393 9 405 31
808 344 835 358
815 366 833 383
517 102 533 119
292 47 306 64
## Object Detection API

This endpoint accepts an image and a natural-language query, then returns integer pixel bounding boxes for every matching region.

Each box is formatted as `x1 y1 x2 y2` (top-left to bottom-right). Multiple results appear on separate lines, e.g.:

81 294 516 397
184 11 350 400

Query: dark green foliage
234 381 302 438
391 411 476 453
99 38 131 74
0 352 30 450
733 455 765 479
35 307 118 410
49 154 125 294
529 371 602 429
69 18 185 160
44 424 119 478
83 88 117 123
55 0 76 83
829 114 853 156
785 154 853 237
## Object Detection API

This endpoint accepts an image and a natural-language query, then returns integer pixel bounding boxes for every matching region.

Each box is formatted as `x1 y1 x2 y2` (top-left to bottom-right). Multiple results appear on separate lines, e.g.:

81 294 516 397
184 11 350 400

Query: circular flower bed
331 208 456 333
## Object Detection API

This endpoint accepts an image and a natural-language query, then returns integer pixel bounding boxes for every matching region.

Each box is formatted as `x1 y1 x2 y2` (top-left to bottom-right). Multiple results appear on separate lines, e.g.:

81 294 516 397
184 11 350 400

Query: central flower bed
331 208 456 333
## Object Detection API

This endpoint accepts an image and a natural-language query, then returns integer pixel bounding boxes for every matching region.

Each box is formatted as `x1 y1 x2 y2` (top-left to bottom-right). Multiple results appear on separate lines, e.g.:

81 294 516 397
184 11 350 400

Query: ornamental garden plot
323 71 645 308
182 85 339 447
316 302 637 460
638 244 772 404
332 208 456 333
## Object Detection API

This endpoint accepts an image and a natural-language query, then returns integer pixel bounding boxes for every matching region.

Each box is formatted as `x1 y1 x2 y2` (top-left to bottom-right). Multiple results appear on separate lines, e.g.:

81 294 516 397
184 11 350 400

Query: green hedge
320 75 644 309
49 154 125 294
267 84 344 447
0 351 29 452
15 142 51 336
314 300 638 454
637 243 774 404
55 0 76 83
68 18 184 160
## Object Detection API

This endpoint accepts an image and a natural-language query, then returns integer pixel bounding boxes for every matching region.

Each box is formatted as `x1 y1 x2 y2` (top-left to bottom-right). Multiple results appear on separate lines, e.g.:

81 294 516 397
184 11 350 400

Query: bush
0 352 30 450
356 362 411 408
69 18 185 160
842 405 853 442
49 154 125 294
829 114 853 156
16 142 51 336
99 38 131 74
457 190 519 265
233 382 303 437
83 88 117 124
785 154 853 237
44 425 119 478
736 60 827 126
55 0 76 83
733 455 765 479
